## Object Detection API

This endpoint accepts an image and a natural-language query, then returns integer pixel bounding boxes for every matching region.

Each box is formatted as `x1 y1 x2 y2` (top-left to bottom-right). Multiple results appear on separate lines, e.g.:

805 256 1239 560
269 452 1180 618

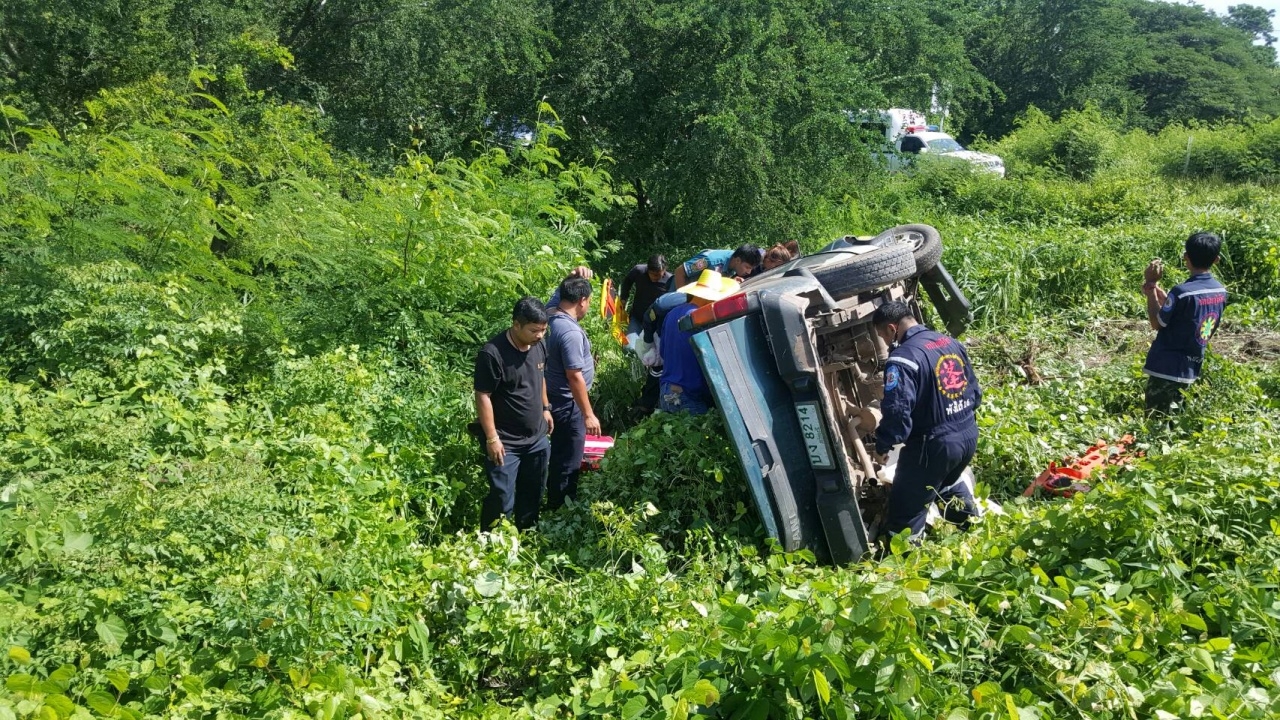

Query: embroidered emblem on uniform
885 364 900 392
1162 295 1174 312
935 354 969 399
1198 313 1218 346
691 258 708 273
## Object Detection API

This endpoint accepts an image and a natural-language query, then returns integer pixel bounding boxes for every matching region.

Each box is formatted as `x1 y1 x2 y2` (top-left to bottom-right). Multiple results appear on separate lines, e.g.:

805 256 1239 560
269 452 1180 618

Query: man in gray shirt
544 276 601 509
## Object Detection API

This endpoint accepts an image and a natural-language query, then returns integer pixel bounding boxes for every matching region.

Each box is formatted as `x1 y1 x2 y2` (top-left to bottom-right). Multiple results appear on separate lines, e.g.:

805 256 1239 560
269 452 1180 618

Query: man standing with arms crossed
544 276 602 510
474 297 554 530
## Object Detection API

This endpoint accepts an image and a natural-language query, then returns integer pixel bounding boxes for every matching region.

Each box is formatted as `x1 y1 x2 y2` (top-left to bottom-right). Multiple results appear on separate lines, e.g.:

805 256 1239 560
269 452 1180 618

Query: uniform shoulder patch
885 364 901 392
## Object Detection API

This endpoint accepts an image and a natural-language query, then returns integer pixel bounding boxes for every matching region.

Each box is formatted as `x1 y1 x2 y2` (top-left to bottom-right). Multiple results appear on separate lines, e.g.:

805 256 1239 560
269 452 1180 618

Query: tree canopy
2 0 1277 246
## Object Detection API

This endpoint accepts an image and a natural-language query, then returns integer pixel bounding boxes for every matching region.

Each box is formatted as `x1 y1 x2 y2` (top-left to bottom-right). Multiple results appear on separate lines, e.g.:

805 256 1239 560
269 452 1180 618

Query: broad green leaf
1177 612 1207 633
85 691 119 716
1082 558 1110 573
8 647 31 664
682 679 719 706
96 616 128 652
47 666 75 691
812 669 831 704
621 695 647 720
1186 647 1214 672
1203 638 1231 653
61 527 92 554
5 674 36 692
43 694 74 718
474 571 502 598
972 681 1002 704
180 674 204 696
106 668 130 693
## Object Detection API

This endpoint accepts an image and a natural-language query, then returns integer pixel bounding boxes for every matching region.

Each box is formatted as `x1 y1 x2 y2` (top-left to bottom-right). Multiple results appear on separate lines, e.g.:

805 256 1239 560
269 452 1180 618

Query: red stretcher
1024 434 1141 498
581 434 615 471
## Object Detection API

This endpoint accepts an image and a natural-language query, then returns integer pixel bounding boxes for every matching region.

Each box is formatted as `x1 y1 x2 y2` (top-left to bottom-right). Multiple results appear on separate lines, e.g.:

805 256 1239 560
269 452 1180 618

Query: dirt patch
968 318 1280 385
1212 325 1280 364
1078 318 1280 365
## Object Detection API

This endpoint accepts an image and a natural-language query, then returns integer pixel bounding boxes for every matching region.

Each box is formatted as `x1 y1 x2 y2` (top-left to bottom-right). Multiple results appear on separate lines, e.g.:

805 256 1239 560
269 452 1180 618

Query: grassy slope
2 102 1279 719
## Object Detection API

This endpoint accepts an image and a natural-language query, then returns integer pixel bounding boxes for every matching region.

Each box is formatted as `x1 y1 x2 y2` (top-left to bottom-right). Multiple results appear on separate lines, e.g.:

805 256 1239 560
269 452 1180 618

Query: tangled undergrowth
2 79 1279 719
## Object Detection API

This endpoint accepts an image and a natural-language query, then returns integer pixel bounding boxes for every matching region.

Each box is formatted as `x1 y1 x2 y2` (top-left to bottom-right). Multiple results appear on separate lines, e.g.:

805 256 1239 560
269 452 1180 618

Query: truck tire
796 244 916 300
870 223 942 273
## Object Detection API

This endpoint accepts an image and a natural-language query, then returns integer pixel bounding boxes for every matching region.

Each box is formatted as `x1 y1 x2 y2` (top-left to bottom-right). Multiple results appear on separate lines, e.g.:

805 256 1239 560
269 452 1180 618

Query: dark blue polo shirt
876 325 981 454
1144 273 1227 384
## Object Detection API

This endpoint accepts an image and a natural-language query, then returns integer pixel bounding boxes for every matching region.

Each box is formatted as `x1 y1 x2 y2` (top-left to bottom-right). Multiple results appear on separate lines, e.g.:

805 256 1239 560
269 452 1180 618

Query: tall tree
964 0 1141 138
1226 3 1275 46
546 0 982 247
1123 0 1280 126
269 0 553 159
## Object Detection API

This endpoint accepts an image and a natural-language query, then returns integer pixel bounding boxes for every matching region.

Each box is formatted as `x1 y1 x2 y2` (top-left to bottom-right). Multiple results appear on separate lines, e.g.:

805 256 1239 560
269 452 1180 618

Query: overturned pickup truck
679 225 973 563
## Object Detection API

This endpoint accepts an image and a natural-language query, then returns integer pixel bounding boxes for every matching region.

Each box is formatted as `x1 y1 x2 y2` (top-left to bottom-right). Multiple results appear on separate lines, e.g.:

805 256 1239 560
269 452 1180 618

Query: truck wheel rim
890 230 926 251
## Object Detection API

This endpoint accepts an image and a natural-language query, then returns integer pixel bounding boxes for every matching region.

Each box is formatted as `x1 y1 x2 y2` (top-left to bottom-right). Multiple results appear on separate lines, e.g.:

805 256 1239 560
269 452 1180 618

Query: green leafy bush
990 105 1127 180
3 64 1280 720
1157 118 1280 183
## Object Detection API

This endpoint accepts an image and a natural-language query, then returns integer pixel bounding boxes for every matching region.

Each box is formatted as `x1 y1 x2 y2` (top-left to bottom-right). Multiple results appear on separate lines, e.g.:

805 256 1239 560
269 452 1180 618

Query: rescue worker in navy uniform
1140 231 1227 414
871 300 982 541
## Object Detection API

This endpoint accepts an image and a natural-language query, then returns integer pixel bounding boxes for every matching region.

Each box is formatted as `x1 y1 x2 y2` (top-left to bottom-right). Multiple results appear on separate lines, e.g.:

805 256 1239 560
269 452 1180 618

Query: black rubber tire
870 223 942 273
793 243 916 300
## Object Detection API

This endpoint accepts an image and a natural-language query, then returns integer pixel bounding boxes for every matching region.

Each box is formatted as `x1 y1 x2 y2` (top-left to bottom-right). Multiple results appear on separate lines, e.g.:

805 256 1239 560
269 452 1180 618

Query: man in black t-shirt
473 297 554 530
618 255 671 335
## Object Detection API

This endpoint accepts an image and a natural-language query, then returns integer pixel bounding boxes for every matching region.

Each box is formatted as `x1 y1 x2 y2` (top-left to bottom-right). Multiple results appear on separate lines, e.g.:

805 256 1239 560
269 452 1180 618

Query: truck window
899 136 925 154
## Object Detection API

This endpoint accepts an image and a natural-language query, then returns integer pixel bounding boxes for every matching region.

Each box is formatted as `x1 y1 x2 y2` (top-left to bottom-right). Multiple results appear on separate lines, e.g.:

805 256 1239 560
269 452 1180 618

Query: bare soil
969 318 1280 385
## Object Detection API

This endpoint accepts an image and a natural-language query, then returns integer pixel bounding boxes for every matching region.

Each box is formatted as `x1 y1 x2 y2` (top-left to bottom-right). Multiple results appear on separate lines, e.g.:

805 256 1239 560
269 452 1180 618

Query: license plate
795 402 834 469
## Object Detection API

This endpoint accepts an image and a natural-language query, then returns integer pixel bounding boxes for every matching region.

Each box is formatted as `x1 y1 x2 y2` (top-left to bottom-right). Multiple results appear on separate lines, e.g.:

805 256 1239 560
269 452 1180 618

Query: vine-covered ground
2 85 1279 719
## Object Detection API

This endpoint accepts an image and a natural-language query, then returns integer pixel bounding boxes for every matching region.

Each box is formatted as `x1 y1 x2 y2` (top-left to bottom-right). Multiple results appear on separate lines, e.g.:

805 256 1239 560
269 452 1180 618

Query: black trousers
547 403 585 510
884 434 979 539
480 436 550 530
1145 376 1188 415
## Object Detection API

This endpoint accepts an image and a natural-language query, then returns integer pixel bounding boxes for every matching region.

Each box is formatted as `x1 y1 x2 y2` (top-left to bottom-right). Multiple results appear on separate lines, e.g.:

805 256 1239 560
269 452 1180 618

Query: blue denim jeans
480 435 550 530
659 382 710 415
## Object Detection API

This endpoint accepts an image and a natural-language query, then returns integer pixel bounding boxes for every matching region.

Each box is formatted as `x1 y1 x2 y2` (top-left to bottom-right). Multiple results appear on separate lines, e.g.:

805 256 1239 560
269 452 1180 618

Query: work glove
642 345 661 368
631 335 650 359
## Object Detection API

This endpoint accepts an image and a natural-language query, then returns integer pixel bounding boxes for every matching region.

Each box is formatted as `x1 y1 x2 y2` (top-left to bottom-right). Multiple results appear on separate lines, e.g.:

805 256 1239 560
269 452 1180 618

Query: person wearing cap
872 300 982 542
659 269 739 414
671 244 763 290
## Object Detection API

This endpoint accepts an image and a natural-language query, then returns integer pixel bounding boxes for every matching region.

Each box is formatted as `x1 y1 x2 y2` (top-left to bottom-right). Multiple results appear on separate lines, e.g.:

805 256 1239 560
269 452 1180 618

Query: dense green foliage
2 72 1279 718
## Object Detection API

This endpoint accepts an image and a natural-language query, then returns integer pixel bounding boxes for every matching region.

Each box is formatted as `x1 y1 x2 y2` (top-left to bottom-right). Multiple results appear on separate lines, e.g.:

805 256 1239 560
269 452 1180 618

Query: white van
850 108 1006 178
